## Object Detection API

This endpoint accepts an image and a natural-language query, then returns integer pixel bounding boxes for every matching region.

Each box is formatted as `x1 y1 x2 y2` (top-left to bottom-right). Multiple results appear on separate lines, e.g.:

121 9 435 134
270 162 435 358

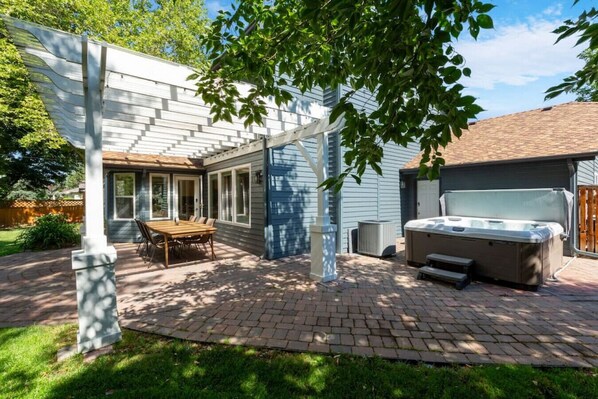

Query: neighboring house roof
103 151 204 170
403 102 598 170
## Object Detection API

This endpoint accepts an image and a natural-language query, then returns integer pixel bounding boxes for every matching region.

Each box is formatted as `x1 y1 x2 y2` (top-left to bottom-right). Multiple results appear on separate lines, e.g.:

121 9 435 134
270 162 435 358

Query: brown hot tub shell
405 230 563 287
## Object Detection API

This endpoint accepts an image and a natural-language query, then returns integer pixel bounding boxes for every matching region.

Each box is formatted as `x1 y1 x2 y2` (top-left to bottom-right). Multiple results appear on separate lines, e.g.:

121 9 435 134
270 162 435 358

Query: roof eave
400 151 598 174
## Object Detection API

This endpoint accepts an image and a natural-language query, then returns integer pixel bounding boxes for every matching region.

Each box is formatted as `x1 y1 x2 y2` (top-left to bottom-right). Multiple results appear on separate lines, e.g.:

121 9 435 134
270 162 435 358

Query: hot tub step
420 253 474 290
426 253 474 268
417 266 470 290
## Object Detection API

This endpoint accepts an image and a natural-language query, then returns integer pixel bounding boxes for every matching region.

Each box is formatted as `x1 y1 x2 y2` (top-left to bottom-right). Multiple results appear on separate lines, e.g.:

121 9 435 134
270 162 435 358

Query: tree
195 0 495 186
0 0 209 198
545 2 597 101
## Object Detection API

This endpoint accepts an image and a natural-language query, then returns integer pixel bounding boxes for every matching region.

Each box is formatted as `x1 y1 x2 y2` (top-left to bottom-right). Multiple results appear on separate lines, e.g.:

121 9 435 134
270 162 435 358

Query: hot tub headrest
440 188 574 236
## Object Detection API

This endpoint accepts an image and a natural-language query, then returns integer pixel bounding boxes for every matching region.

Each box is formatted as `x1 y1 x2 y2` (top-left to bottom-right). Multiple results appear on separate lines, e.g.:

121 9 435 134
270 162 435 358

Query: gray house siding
105 169 202 243
577 158 598 185
268 138 319 259
106 170 145 243
332 85 420 252
204 151 265 257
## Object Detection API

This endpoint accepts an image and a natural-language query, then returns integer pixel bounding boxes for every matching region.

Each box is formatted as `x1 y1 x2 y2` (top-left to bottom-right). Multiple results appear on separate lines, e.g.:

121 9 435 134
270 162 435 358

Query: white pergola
3 16 342 353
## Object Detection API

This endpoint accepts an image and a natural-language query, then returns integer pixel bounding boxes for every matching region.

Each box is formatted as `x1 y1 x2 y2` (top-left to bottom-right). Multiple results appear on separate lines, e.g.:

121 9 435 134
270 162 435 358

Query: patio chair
181 219 216 254
189 215 197 222
135 219 164 257
197 216 207 224
134 219 146 254
143 221 182 264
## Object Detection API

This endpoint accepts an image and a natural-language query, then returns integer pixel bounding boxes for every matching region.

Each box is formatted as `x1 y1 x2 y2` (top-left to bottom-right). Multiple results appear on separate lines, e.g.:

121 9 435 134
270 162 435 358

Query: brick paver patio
1 241 597 367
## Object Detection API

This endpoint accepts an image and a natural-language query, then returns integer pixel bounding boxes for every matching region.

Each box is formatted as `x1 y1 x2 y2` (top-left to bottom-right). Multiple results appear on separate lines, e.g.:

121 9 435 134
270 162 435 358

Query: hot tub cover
439 188 574 236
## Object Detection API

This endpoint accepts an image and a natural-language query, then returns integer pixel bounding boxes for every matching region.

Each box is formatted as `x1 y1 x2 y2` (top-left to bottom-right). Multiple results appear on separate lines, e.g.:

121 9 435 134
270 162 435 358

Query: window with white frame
114 173 135 219
208 166 251 225
150 173 169 219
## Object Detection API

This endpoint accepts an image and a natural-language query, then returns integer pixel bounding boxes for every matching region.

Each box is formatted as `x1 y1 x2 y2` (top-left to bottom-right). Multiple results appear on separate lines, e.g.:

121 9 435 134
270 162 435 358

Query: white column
71 37 121 353
310 132 337 282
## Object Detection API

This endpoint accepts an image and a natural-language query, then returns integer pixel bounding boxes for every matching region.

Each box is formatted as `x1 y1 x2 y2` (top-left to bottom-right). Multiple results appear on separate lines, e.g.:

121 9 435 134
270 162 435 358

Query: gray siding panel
577 158 597 185
106 170 144 243
268 139 319 258
105 169 203 243
336 84 421 252
204 151 265 256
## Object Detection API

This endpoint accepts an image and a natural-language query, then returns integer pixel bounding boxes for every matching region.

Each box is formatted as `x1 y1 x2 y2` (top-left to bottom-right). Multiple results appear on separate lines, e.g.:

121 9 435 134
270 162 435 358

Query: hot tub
404 188 573 288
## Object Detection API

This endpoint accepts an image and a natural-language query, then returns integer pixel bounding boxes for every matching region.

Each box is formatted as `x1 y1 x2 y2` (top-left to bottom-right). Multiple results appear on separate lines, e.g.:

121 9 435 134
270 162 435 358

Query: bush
17 214 80 250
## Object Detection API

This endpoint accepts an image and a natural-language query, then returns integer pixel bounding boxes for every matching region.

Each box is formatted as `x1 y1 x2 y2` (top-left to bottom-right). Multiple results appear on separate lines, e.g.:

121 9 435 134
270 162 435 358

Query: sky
205 0 593 119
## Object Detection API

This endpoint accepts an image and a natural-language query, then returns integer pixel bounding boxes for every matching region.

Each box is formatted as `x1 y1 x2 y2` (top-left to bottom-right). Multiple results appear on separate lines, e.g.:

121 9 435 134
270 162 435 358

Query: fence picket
578 186 598 253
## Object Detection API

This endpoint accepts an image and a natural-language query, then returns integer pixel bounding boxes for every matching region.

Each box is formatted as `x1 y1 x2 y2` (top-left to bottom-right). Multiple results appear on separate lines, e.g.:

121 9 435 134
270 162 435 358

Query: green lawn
0 325 596 399
0 228 25 257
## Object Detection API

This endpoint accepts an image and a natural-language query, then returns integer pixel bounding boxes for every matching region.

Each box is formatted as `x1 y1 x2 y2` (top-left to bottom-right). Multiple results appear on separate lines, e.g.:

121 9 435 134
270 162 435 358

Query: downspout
262 136 270 259
569 159 598 258
335 132 343 253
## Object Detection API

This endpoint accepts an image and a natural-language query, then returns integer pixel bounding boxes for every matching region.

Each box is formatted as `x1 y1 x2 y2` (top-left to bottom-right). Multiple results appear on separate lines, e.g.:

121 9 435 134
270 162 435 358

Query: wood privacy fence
578 186 598 253
0 200 84 228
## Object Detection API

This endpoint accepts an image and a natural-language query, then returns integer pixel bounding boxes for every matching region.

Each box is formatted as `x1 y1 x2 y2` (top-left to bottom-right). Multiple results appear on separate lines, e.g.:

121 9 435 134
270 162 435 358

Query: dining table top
145 220 217 238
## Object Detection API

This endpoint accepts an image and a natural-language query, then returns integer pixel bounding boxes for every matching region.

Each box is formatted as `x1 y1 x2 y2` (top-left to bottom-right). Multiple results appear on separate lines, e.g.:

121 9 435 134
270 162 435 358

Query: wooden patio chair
197 216 207 224
189 215 197 222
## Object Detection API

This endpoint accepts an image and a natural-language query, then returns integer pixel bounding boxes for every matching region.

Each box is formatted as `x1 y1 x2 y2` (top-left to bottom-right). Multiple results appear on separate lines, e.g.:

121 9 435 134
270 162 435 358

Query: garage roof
403 102 598 170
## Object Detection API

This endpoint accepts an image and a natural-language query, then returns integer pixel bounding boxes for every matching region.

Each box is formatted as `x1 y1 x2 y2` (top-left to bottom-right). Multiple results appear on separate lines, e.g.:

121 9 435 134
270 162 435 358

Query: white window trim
149 173 170 220
208 164 251 227
173 175 201 220
113 172 136 220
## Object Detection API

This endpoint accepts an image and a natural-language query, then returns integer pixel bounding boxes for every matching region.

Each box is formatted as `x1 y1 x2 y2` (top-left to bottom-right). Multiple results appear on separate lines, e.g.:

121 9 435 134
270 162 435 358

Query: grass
0 228 25 257
0 325 596 398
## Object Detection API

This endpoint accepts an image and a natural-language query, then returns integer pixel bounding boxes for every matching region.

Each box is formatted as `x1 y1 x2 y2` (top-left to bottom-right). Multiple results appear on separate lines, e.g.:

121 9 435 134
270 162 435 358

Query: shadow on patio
115 242 598 367
1 241 597 367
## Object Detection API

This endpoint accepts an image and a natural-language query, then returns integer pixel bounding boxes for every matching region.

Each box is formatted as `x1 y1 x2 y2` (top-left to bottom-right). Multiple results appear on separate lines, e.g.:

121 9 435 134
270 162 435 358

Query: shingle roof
103 151 203 170
403 102 598 170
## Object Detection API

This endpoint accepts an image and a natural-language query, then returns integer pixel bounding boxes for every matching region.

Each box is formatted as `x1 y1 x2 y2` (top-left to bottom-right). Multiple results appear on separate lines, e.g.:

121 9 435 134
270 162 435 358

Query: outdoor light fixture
253 170 263 185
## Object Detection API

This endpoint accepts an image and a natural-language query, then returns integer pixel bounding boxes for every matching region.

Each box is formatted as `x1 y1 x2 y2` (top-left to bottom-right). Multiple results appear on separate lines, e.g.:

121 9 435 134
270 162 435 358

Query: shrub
17 214 80 250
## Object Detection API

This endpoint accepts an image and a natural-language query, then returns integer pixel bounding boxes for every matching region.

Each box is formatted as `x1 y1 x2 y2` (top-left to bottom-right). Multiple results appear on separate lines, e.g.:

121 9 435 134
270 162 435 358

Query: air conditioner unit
358 220 396 257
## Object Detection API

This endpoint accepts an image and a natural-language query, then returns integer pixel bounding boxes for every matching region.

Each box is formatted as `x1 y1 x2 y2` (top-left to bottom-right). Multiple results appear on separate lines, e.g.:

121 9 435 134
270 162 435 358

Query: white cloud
543 4 563 16
456 17 584 90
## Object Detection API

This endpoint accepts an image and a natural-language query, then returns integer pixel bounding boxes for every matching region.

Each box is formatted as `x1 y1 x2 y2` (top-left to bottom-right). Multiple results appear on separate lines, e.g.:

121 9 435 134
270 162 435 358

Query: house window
150 174 169 219
209 174 219 219
114 173 135 219
208 165 251 226
235 168 250 224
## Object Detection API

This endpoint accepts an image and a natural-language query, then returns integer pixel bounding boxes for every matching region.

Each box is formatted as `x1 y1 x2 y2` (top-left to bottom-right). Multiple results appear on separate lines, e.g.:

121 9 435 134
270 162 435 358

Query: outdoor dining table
145 220 217 268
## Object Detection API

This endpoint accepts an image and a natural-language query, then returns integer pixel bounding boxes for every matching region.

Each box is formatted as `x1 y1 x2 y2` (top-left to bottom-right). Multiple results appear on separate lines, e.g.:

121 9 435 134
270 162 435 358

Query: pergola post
70 37 121 353
300 132 337 282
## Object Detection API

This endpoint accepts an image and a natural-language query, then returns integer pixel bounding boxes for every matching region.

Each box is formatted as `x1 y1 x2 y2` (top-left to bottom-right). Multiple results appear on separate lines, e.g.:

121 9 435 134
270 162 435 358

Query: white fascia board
2 16 83 63
267 116 344 149
202 140 264 166
105 46 197 90
29 68 84 96
202 116 344 166
24 48 83 81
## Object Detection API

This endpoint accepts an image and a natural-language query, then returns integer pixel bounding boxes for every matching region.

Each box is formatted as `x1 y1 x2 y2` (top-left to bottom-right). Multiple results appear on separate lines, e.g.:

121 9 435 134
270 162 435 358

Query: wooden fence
578 186 598 253
0 200 84 228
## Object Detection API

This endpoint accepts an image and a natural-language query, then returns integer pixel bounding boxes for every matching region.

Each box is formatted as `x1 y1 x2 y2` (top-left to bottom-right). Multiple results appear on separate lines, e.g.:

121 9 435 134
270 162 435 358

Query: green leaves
194 0 496 184
476 14 494 29
0 0 211 198
546 6 597 101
